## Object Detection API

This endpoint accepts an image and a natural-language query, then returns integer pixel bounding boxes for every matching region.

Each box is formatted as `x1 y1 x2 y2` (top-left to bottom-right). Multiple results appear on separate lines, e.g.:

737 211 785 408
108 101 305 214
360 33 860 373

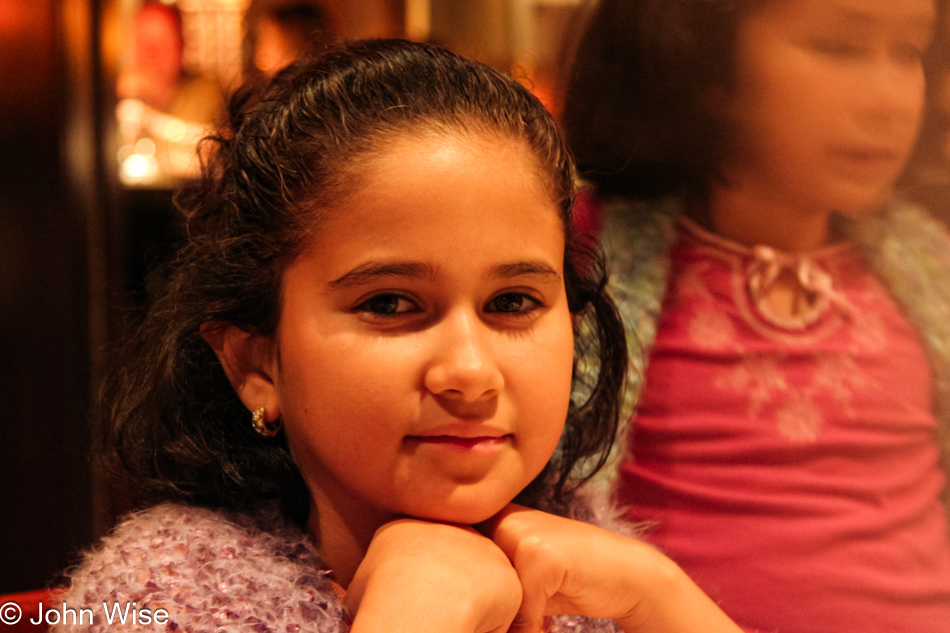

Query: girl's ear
201 322 281 419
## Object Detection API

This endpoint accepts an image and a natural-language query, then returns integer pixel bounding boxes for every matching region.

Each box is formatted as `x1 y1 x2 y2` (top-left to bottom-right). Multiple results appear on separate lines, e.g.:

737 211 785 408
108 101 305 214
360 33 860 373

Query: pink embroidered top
618 218 950 633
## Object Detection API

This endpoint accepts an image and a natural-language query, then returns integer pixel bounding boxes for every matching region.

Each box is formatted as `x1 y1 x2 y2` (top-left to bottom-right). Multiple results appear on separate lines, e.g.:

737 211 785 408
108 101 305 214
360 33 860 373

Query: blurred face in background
722 0 934 215
133 4 184 87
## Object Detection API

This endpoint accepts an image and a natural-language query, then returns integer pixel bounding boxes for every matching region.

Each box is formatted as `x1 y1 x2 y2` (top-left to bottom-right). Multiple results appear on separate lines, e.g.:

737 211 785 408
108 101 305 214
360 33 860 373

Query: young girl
54 40 742 633
564 1 950 632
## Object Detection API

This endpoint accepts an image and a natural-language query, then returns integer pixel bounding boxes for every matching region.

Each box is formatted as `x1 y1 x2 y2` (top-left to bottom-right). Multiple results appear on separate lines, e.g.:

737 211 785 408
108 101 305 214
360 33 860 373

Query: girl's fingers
507 609 545 633
480 504 575 624
349 518 524 633
484 505 745 633
505 560 552 633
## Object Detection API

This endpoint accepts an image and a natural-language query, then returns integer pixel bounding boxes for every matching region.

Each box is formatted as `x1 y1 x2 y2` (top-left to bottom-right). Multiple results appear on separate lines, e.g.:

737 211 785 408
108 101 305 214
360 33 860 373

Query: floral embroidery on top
715 353 789 420
774 391 824 442
670 261 740 351
687 307 738 351
848 292 889 353
675 217 879 442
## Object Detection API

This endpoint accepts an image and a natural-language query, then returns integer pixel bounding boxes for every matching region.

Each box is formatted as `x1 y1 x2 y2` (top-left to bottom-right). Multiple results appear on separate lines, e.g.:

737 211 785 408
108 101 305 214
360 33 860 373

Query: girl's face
270 131 573 532
723 0 934 214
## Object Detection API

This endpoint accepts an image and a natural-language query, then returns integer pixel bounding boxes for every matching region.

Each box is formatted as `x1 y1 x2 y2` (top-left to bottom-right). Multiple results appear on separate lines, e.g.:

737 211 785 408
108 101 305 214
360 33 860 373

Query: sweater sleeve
50 503 349 633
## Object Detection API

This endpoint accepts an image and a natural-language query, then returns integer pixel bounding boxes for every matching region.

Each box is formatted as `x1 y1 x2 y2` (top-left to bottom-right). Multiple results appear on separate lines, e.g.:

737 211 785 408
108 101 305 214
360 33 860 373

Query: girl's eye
812 38 866 58
357 294 419 317
485 292 542 315
893 42 926 65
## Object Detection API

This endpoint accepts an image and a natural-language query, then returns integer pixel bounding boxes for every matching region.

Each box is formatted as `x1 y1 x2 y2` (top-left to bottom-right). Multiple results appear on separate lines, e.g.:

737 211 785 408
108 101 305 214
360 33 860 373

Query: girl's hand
346 518 523 633
481 504 743 633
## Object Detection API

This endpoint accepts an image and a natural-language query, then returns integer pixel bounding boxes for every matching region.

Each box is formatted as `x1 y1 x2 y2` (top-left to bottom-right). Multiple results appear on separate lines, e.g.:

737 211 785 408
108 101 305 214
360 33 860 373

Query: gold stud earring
251 406 282 437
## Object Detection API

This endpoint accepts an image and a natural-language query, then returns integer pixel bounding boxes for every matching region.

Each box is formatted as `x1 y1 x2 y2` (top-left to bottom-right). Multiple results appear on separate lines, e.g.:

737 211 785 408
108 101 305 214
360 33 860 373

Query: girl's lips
828 147 905 179
405 435 512 452
409 423 511 439
830 147 901 163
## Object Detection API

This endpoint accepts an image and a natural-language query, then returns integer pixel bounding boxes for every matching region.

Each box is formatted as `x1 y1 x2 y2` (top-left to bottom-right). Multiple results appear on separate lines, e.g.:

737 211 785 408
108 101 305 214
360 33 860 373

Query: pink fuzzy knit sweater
53 503 345 632
52 502 621 633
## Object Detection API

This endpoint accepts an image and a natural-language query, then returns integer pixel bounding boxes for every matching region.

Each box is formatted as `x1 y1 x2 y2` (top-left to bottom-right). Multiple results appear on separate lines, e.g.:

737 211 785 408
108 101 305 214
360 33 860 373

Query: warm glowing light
163 119 188 142
121 153 158 184
135 137 156 156
116 99 145 125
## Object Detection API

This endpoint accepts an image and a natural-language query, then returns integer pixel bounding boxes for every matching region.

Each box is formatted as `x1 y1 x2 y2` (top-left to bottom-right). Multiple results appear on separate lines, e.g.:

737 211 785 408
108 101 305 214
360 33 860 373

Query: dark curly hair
563 0 946 200
103 39 627 528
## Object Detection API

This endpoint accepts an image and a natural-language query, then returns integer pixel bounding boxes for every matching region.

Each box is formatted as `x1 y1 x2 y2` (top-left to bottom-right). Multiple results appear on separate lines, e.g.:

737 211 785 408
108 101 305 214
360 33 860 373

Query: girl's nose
423 311 504 403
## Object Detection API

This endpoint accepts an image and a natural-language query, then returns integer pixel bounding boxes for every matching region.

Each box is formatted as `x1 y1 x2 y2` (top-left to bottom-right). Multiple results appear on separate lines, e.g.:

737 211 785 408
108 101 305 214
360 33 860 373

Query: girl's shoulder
54 502 347 632
847 198 950 248
597 195 681 306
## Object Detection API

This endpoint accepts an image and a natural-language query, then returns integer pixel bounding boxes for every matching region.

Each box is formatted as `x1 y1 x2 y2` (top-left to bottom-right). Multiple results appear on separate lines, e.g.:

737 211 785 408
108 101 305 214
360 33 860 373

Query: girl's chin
388 478 539 526
825 180 896 216
408 503 508 526
396 491 520 526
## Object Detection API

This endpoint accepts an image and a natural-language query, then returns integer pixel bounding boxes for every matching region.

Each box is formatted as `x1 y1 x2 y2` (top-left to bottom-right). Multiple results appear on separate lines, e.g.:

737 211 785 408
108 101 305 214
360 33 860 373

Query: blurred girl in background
564 1 950 631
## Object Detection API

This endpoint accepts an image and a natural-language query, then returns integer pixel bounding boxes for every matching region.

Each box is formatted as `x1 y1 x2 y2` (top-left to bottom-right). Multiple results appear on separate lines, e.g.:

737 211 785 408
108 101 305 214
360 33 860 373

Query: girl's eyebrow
328 261 437 287
327 259 561 288
490 261 562 282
